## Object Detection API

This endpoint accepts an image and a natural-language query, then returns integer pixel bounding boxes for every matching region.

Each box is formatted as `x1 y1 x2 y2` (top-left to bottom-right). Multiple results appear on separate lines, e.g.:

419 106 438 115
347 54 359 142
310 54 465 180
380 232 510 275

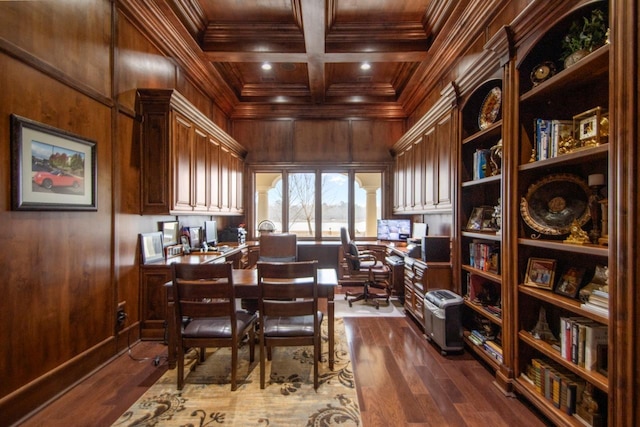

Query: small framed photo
524 257 557 290
573 107 608 148
140 232 165 264
466 206 496 231
160 221 179 247
554 266 586 298
10 114 97 211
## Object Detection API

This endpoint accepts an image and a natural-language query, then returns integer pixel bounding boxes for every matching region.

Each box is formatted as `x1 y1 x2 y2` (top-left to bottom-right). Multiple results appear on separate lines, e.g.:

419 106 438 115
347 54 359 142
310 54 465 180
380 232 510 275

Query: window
253 168 385 240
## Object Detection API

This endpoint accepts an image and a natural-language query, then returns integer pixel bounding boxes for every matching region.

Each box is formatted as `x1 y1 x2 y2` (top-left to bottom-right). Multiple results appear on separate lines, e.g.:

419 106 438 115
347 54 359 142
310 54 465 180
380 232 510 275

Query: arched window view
254 171 381 239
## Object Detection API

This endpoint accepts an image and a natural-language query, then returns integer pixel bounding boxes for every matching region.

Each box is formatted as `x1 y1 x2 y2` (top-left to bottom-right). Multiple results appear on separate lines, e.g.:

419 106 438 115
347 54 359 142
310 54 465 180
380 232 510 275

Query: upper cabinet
392 84 457 214
137 89 247 215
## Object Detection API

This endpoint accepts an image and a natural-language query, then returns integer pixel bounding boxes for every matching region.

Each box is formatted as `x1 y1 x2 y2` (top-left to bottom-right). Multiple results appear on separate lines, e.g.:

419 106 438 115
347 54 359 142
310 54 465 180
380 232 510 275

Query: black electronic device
421 236 451 262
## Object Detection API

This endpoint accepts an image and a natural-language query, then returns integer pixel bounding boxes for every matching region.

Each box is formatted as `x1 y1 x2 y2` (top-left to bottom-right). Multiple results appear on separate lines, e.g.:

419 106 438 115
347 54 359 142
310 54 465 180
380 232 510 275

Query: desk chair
340 227 390 309
171 262 257 391
259 233 298 262
257 261 322 389
242 233 298 313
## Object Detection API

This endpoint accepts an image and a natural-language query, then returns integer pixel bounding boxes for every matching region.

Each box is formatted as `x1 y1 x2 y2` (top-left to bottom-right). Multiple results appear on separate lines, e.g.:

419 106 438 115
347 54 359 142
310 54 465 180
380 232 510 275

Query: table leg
328 288 334 370
167 301 176 369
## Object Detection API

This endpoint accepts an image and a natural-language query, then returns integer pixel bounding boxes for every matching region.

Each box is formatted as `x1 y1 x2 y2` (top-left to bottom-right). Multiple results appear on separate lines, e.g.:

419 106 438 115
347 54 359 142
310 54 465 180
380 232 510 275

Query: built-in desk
139 244 247 340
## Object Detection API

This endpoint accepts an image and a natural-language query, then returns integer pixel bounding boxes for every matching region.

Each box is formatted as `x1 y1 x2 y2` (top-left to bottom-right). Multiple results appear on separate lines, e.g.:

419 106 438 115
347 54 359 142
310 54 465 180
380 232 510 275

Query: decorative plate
530 61 556 86
520 173 590 235
478 87 502 130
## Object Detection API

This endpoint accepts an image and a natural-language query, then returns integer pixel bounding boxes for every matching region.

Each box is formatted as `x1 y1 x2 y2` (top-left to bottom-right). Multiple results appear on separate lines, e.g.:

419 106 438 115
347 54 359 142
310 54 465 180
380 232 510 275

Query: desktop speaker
421 236 451 262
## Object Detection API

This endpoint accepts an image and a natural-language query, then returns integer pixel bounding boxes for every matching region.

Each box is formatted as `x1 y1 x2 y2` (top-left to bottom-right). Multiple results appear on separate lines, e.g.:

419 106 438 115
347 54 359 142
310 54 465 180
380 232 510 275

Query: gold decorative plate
520 173 590 235
478 87 502 130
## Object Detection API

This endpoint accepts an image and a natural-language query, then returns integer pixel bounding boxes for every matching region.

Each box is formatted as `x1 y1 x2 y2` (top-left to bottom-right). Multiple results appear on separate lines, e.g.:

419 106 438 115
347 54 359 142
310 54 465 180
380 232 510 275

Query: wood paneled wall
234 118 404 164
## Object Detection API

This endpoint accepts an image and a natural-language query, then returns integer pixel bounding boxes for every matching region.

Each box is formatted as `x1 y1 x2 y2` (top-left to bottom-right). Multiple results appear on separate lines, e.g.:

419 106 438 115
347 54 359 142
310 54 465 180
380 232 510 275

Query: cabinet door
413 137 424 210
436 113 453 208
140 267 171 340
423 129 436 209
394 150 406 212
193 127 208 212
171 113 194 212
234 153 244 213
219 146 231 211
208 137 221 212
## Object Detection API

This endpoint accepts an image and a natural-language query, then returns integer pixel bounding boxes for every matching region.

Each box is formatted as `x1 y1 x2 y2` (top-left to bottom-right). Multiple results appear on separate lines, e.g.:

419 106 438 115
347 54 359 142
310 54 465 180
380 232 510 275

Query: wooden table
165 268 338 369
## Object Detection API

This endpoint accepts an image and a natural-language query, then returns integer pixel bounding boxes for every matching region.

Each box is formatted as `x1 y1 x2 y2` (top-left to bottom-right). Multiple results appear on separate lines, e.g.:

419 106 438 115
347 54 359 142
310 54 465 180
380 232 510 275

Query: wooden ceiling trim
399 0 509 114
168 0 207 40
201 23 305 52
240 83 311 98
230 103 407 120
118 0 239 114
326 82 397 97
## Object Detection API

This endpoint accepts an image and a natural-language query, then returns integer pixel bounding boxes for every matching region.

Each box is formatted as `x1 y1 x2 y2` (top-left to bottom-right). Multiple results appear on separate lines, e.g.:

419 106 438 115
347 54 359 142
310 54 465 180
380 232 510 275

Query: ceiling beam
300 0 326 104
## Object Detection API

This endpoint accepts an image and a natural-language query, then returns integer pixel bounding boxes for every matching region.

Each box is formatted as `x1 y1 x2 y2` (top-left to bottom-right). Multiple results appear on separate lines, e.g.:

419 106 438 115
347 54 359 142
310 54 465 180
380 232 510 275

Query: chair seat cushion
183 312 256 338
263 312 323 337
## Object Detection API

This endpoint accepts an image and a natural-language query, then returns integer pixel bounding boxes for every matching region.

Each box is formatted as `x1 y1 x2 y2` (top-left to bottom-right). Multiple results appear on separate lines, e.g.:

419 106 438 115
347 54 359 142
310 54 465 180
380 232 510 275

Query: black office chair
340 227 390 309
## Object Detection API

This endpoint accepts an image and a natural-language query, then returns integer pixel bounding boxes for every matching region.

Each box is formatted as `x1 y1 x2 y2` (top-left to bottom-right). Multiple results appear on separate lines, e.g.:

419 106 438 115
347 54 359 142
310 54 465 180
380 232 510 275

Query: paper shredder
423 289 464 355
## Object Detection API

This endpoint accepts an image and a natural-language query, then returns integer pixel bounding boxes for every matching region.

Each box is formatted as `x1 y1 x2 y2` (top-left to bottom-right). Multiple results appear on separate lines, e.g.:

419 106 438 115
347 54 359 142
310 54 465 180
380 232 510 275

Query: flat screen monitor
204 220 218 246
376 219 411 241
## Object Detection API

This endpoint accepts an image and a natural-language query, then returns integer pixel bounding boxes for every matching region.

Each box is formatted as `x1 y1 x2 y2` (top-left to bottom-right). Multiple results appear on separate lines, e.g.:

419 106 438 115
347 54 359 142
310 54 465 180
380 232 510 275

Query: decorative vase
564 49 589 69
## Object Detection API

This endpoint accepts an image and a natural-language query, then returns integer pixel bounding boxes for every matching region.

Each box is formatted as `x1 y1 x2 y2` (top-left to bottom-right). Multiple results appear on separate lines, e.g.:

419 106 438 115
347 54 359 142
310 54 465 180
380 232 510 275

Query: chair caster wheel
348 301 352 307
441 350 447 356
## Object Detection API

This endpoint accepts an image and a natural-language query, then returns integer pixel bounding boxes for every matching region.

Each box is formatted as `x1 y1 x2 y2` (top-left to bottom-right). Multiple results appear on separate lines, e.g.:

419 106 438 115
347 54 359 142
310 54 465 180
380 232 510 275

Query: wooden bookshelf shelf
463 331 502 370
461 231 502 241
462 265 501 283
518 330 608 392
518 285 609 325
518 238 608 257
462 120 502 145
463 298 502 326
461 174 501 187
518 144 609 172
512 378 585 427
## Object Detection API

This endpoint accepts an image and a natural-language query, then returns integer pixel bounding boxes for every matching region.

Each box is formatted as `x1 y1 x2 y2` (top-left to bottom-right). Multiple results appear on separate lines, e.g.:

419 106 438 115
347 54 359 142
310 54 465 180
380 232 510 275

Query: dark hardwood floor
18 306 550 427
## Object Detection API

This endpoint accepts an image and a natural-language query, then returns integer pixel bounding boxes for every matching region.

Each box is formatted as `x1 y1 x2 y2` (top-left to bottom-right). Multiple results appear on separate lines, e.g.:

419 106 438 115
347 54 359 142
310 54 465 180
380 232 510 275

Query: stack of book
467 330 503 364
472 149 491 179
523 358 586 416
468 241 500 273
559 317 608 372
533 118 573 160
581 289 609 318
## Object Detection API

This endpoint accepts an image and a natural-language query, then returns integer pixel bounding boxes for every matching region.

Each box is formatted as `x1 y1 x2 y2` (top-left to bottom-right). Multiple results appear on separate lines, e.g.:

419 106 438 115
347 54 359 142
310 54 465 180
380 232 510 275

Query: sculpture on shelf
587 174 605 244
564 219 590 245
530 306 557 344
489 139 502 175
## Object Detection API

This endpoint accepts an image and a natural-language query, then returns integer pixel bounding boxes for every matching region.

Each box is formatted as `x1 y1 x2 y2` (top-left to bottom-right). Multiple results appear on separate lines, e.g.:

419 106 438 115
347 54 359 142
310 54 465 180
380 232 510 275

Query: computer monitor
421 236 451 262
204 220 218 247
376 219 411 241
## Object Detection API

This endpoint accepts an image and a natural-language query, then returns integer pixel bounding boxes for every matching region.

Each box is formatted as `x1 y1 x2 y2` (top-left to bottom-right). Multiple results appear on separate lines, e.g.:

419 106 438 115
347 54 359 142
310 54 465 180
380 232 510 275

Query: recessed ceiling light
261 62 272 71
360 62 371 71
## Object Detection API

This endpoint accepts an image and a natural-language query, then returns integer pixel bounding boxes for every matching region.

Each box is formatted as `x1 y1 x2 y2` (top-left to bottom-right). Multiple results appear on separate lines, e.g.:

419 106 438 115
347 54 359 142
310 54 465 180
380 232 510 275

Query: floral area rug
112 318 361 427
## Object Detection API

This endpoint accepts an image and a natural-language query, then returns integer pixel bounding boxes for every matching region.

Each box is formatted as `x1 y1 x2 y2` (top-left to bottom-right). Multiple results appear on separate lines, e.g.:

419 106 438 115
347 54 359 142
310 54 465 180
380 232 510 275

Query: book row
524 358 585 416
468 241 500 273
559 316 608 373
533 118 573 161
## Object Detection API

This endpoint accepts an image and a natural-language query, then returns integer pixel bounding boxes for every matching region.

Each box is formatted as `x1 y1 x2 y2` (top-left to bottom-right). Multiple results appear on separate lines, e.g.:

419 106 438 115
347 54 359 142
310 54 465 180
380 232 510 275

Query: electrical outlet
116 301 127 330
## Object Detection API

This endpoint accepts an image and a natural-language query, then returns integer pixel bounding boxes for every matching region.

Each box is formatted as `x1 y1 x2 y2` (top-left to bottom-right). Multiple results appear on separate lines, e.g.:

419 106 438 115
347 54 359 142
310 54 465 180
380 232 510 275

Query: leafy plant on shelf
561 8 608 66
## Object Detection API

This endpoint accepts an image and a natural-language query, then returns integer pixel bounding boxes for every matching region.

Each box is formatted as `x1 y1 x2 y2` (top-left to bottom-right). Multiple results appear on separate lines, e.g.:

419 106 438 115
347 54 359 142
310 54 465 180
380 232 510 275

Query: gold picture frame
524 257 557 290
573 107 608 148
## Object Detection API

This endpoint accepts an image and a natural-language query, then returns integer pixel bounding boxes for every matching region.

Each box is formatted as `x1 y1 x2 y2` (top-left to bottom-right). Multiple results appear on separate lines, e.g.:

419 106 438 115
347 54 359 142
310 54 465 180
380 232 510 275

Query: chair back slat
172 262 235 320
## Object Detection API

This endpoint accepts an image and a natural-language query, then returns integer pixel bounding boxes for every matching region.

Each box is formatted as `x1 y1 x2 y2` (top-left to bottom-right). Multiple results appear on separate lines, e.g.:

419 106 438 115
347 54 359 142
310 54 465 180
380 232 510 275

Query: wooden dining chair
257 260 322 390
171 261 257 391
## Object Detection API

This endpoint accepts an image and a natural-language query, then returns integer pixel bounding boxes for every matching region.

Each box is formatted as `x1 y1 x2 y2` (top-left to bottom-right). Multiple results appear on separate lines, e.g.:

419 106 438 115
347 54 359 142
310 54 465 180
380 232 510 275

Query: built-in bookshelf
510 2 610 425
457 77 505 375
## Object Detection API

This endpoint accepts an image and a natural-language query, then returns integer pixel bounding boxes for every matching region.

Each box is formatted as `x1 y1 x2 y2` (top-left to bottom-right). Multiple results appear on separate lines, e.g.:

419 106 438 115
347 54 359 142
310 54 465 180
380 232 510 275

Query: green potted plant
561 8 608 68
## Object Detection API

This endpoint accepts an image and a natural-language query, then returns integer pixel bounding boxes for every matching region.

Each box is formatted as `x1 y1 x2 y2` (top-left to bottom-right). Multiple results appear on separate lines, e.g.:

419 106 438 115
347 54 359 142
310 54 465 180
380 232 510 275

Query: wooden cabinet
403 257 452 328
140 266 171 341
392 87 456 214
137 89 247 215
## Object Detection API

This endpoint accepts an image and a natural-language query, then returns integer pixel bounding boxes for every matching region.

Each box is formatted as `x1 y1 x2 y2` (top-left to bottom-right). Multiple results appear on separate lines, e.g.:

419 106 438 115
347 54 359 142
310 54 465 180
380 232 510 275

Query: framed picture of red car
10 114 97 211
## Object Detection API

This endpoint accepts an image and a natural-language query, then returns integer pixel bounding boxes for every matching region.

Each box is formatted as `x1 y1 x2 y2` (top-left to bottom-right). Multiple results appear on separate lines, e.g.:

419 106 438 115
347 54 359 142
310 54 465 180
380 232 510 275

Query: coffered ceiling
128 0 501 119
